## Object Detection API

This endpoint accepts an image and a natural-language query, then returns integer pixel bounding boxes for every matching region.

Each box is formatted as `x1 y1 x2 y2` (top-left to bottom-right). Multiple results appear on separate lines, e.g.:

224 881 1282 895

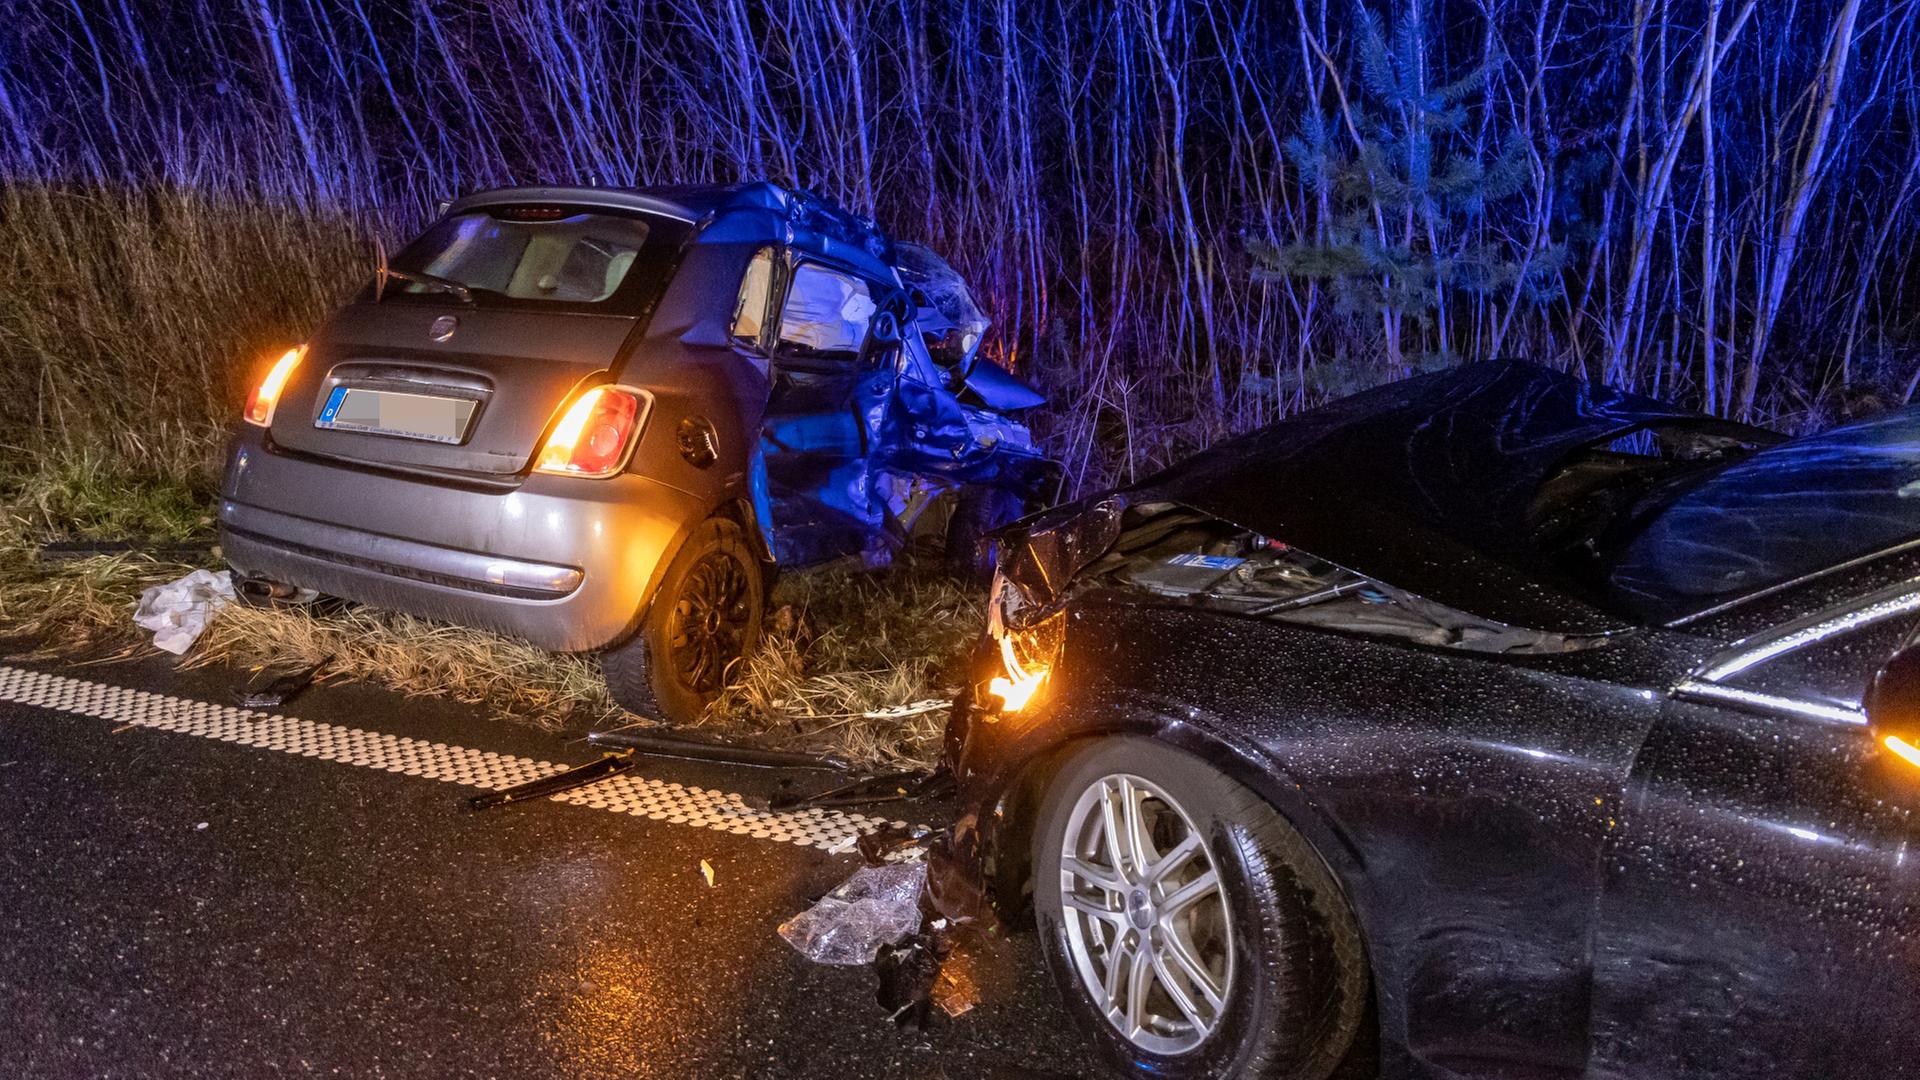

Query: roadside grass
0 463 975 770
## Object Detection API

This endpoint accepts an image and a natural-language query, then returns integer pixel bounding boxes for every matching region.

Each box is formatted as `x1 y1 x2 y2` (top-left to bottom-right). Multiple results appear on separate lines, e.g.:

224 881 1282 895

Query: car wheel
601 517 764 725
944 484 1022 584
1031 738 1369 1080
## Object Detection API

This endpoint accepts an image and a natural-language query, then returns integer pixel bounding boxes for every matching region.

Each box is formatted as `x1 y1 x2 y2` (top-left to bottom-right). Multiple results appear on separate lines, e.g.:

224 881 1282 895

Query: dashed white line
0 664 911 852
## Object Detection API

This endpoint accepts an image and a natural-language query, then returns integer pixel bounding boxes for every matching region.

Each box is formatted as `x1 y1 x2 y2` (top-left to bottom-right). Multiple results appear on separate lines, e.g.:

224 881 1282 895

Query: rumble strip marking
0 665 911 852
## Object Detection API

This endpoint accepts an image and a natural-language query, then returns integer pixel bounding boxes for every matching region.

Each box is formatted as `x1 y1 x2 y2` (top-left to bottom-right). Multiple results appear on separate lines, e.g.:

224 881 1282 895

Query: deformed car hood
1012 362 1767 635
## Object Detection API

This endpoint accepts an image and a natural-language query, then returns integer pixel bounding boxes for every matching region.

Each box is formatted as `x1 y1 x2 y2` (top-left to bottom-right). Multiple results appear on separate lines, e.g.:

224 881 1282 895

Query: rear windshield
386 207 665 310
1595 407 1920 622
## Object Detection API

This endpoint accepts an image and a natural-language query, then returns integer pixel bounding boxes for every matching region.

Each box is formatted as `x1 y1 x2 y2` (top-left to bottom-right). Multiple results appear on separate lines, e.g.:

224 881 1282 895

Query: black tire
944 484 1023 584
601 517 764 725
1031 738 1369 1080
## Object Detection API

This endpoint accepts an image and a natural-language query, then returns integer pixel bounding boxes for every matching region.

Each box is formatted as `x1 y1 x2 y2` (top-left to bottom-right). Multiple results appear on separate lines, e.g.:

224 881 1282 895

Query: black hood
1013 362 1775 635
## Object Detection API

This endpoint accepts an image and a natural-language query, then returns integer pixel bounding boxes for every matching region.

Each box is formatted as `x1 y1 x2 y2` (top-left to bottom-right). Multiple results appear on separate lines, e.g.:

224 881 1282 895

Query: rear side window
776 264 875 362
392 209 653 305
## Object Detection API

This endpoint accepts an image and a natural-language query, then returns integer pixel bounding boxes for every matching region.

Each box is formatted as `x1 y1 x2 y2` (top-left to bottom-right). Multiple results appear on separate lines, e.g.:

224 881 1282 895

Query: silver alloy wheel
1057 772 1235 1056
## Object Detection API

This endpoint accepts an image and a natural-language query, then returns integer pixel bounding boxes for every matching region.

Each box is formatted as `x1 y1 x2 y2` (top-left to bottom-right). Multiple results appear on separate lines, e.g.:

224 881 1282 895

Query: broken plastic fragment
133 569 235 655
777 863 928 966
236 657 328 709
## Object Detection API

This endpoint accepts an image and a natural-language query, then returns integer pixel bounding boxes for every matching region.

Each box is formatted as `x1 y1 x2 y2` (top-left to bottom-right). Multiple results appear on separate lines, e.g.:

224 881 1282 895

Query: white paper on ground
133 569 235 655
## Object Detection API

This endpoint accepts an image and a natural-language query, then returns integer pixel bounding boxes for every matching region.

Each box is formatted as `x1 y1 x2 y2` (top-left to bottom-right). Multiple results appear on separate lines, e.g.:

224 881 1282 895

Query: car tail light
534 386 643 477
244 346 305 427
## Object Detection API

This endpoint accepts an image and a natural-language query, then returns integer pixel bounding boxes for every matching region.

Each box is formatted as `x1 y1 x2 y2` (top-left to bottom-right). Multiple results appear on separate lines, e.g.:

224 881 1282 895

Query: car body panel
950 366 1920 1078
219 181 1053 650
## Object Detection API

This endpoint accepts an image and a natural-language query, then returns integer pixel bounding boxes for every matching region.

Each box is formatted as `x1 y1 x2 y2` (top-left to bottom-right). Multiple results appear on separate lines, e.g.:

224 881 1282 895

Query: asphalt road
0 655 1097 1079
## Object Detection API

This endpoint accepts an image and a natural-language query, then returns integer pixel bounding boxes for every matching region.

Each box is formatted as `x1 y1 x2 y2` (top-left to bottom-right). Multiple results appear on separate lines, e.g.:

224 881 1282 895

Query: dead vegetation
0 462 973 769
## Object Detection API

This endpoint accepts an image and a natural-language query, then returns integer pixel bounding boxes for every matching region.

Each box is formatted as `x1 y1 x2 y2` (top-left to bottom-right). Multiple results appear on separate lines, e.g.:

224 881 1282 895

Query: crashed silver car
218 182 1054 722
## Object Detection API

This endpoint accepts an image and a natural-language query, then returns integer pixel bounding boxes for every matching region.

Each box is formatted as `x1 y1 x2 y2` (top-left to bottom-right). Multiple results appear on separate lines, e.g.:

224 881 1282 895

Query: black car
943 361 1920 1079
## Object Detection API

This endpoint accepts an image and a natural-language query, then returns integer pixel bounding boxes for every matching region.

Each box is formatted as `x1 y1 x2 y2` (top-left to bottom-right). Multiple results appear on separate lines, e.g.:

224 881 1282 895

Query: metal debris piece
700 859 716 887
586 728 850 772
236 656 329 709
777 862 928 966
466 752 635 810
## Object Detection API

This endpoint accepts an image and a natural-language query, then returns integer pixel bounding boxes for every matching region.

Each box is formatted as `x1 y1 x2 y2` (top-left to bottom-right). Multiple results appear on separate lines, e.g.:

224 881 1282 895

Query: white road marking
0 665 913 852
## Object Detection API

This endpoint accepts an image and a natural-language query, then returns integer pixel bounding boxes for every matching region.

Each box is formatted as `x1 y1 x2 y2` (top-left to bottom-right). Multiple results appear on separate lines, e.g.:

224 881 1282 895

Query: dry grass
0 463 975 769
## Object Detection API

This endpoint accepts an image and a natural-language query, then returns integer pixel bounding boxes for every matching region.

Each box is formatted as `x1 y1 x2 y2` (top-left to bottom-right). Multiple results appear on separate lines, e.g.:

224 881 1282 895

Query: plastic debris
778 863 928 966
133 569 235 655
236 657 328 709
932 939 982 1017
876 933 942 1028
700 859 716 887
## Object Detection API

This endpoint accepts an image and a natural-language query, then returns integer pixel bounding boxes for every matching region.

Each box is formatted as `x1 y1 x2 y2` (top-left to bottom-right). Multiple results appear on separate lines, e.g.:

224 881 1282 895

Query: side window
775 263 875 363
731 247 774 347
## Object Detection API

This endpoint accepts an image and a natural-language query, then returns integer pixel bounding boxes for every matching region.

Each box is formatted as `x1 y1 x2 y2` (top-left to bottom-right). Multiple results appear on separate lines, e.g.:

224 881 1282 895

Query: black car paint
947 363 1920 1078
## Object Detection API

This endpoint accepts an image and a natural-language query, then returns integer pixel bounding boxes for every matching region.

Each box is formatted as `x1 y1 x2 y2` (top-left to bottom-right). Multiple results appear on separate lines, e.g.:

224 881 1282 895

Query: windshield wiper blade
375 265 473 304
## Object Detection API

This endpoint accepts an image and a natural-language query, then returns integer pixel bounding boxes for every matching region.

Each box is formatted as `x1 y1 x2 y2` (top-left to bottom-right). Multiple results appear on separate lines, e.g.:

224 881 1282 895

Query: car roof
1124 361 1775 634
445 181 898 281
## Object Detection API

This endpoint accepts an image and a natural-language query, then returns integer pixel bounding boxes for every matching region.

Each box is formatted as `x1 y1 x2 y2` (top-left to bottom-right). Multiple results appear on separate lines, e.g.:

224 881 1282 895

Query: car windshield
387 208 655 307
1589 407 1920 623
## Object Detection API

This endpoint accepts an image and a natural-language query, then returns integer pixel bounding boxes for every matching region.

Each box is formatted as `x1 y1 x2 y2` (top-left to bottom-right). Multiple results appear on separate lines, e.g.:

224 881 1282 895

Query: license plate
316 386 477 444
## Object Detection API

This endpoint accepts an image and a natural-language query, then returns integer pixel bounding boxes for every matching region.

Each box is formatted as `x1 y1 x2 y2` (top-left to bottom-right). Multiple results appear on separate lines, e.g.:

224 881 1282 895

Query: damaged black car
218 182 1053 724
946 360 1920 1078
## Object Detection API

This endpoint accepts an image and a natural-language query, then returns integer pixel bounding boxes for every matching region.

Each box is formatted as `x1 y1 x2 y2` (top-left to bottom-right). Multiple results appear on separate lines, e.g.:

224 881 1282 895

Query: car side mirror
1864 643 1920 774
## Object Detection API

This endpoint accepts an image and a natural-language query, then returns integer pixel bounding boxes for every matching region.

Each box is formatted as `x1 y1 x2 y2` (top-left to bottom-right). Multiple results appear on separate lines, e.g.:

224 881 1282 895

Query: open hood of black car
1010 362 1779 636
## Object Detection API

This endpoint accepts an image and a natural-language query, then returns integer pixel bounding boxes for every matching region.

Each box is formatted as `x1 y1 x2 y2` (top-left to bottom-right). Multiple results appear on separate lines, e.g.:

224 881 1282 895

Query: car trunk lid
267 303 636 477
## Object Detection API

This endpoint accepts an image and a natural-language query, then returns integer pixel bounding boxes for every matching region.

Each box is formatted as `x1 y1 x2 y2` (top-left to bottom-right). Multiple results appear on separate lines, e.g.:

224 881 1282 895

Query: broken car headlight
986 570 1064 714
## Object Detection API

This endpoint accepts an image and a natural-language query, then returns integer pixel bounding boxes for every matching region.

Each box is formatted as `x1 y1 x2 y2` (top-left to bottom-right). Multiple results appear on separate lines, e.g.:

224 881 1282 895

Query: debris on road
761 767 953 813
587 728 851 772
235 656 329 709
778 862 928 966
133 569 235 654
466 752 636 811
876 931 942 1027
700 859 716 887
857 822 933 865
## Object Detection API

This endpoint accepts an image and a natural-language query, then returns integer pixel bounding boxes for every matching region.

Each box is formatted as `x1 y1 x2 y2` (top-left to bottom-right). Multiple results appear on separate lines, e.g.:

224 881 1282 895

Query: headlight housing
986 571 1064 714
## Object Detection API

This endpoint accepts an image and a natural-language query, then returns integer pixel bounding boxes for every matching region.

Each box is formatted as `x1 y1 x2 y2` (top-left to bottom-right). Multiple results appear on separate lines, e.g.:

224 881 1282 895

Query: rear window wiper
375 265 473 304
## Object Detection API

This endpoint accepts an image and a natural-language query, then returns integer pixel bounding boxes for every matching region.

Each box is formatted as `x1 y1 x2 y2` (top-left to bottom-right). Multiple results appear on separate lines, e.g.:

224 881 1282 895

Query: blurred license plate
316 387 476 444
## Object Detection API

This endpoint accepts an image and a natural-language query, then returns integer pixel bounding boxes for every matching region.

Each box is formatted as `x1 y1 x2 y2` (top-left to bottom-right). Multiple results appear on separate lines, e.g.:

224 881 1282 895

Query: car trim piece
1670 679 1868 726
221 518 583 601
1672 579 1920 726
1696 583 1920 681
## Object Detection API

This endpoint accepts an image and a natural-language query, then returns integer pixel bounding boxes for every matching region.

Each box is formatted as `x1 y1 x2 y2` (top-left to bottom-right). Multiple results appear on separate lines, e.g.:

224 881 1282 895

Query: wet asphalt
0 656 1098 1079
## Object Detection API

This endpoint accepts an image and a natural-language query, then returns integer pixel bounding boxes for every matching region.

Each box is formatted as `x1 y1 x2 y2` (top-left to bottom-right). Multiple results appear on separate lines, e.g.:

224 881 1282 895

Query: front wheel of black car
601 517 764 725
1031 738 1370 1080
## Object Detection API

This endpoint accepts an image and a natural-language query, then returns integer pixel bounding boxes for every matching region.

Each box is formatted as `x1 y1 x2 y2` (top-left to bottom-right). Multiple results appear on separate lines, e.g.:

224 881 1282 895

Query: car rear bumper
217 429 707 652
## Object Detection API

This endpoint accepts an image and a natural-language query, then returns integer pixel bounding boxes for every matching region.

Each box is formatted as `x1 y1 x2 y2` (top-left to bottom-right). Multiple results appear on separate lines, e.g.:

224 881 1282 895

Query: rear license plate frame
315 386 480 445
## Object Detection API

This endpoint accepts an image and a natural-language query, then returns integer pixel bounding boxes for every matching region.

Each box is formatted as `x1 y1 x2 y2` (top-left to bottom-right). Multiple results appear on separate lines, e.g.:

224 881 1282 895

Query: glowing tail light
534 386 643 477
243 347 305 427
